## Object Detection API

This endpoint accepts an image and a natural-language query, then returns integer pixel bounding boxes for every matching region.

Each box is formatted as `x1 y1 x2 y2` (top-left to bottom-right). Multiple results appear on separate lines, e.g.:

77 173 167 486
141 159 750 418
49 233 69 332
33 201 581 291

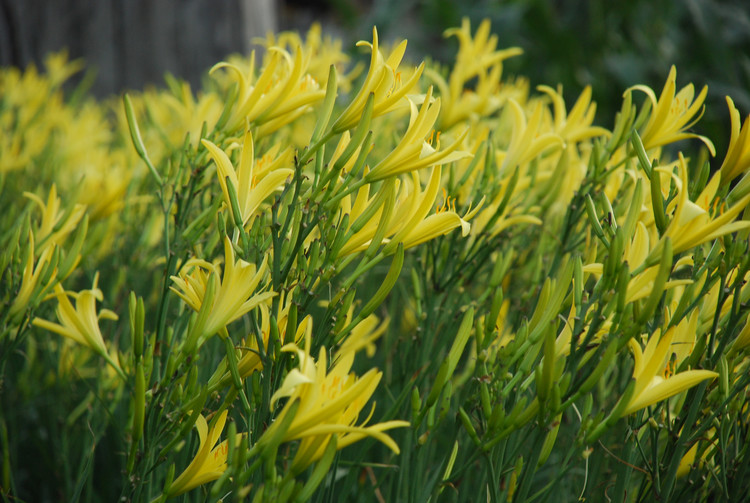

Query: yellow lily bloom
170 236 275 349
497 99 564 173
719 96 750 184
331 27 424 133
537 85 610 144
339 166 477 255
583 221 693 304
426 18 522 129
365 86 472 181
202 130 293 228
257 22 358 92
211 45 325 133
168 410 244 497
444 18 521 97
262 318 408 472
206 303 307 393
659 154 750 255
9 230 58 317
628 65 715 155
622 326 717 416
23 185 86 252
32 273 122 377
140 80 223 152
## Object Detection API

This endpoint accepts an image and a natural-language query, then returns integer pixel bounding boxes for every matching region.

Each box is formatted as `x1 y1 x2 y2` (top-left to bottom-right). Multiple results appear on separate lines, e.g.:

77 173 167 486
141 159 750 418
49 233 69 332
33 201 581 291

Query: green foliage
2 16 750 503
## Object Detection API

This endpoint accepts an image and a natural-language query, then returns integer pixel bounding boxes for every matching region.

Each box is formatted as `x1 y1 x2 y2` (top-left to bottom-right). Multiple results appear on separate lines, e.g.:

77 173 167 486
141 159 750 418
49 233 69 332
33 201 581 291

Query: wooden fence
0 0 276 96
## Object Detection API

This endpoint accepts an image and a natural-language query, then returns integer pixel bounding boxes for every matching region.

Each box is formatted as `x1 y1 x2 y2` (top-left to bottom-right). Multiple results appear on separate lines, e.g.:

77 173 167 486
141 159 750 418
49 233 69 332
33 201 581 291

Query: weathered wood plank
0 0 275 96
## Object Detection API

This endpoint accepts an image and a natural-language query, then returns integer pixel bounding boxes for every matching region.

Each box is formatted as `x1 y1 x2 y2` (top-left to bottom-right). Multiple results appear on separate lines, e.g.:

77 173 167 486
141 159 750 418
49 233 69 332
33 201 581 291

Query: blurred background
2 0 749 155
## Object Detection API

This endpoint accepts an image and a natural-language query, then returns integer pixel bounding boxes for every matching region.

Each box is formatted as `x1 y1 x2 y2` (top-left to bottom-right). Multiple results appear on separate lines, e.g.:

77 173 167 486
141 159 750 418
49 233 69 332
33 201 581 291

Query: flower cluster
3 17 750 503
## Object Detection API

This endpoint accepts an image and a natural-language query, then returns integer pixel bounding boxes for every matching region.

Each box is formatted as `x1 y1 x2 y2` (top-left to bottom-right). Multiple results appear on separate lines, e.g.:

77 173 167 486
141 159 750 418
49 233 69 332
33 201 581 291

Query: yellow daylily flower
325 304 389 359
261 318 408 473
9 230 58 318
719 96 750 184
141 80 223 152
168 410 244 497
32 273 123 378
170 236 275 349
498 98 564 174
537 85 610 144
364 87 472 181
202 130 293 228
211 45 325 133
696 266 750 335
622 326 717 416
469 146 545 239
23 184 86 252
43 50 84 88
257 22 358 92
676 427 716 479
659 153 750 255
339 166 477 255
730 312 750 353
581 220 693 304
425 18 522 129
552 304 613 360
444 18 521 96
331 27 425 133
628 65 715 155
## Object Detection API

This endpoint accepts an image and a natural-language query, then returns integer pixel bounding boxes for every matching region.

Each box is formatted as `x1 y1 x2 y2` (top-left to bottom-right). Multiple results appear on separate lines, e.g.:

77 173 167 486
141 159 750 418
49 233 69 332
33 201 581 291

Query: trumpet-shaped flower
23 184 86 251
168 410 244 497
9 230 58 317
202 130 293 228
257 22 357 92
498 99 564 173
658 153 750 255
719 96 750 184
537 85 610 144
365 87 472 181
261 318 408 472
32 273 122 376
211 45 325 133
330 27 425 133
628 66 715 155
444 18 521 96
426 18 522 129
140 80 223 153
170 237 275 350
583 221 693 304
339 166 478 255
622 326 717 416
